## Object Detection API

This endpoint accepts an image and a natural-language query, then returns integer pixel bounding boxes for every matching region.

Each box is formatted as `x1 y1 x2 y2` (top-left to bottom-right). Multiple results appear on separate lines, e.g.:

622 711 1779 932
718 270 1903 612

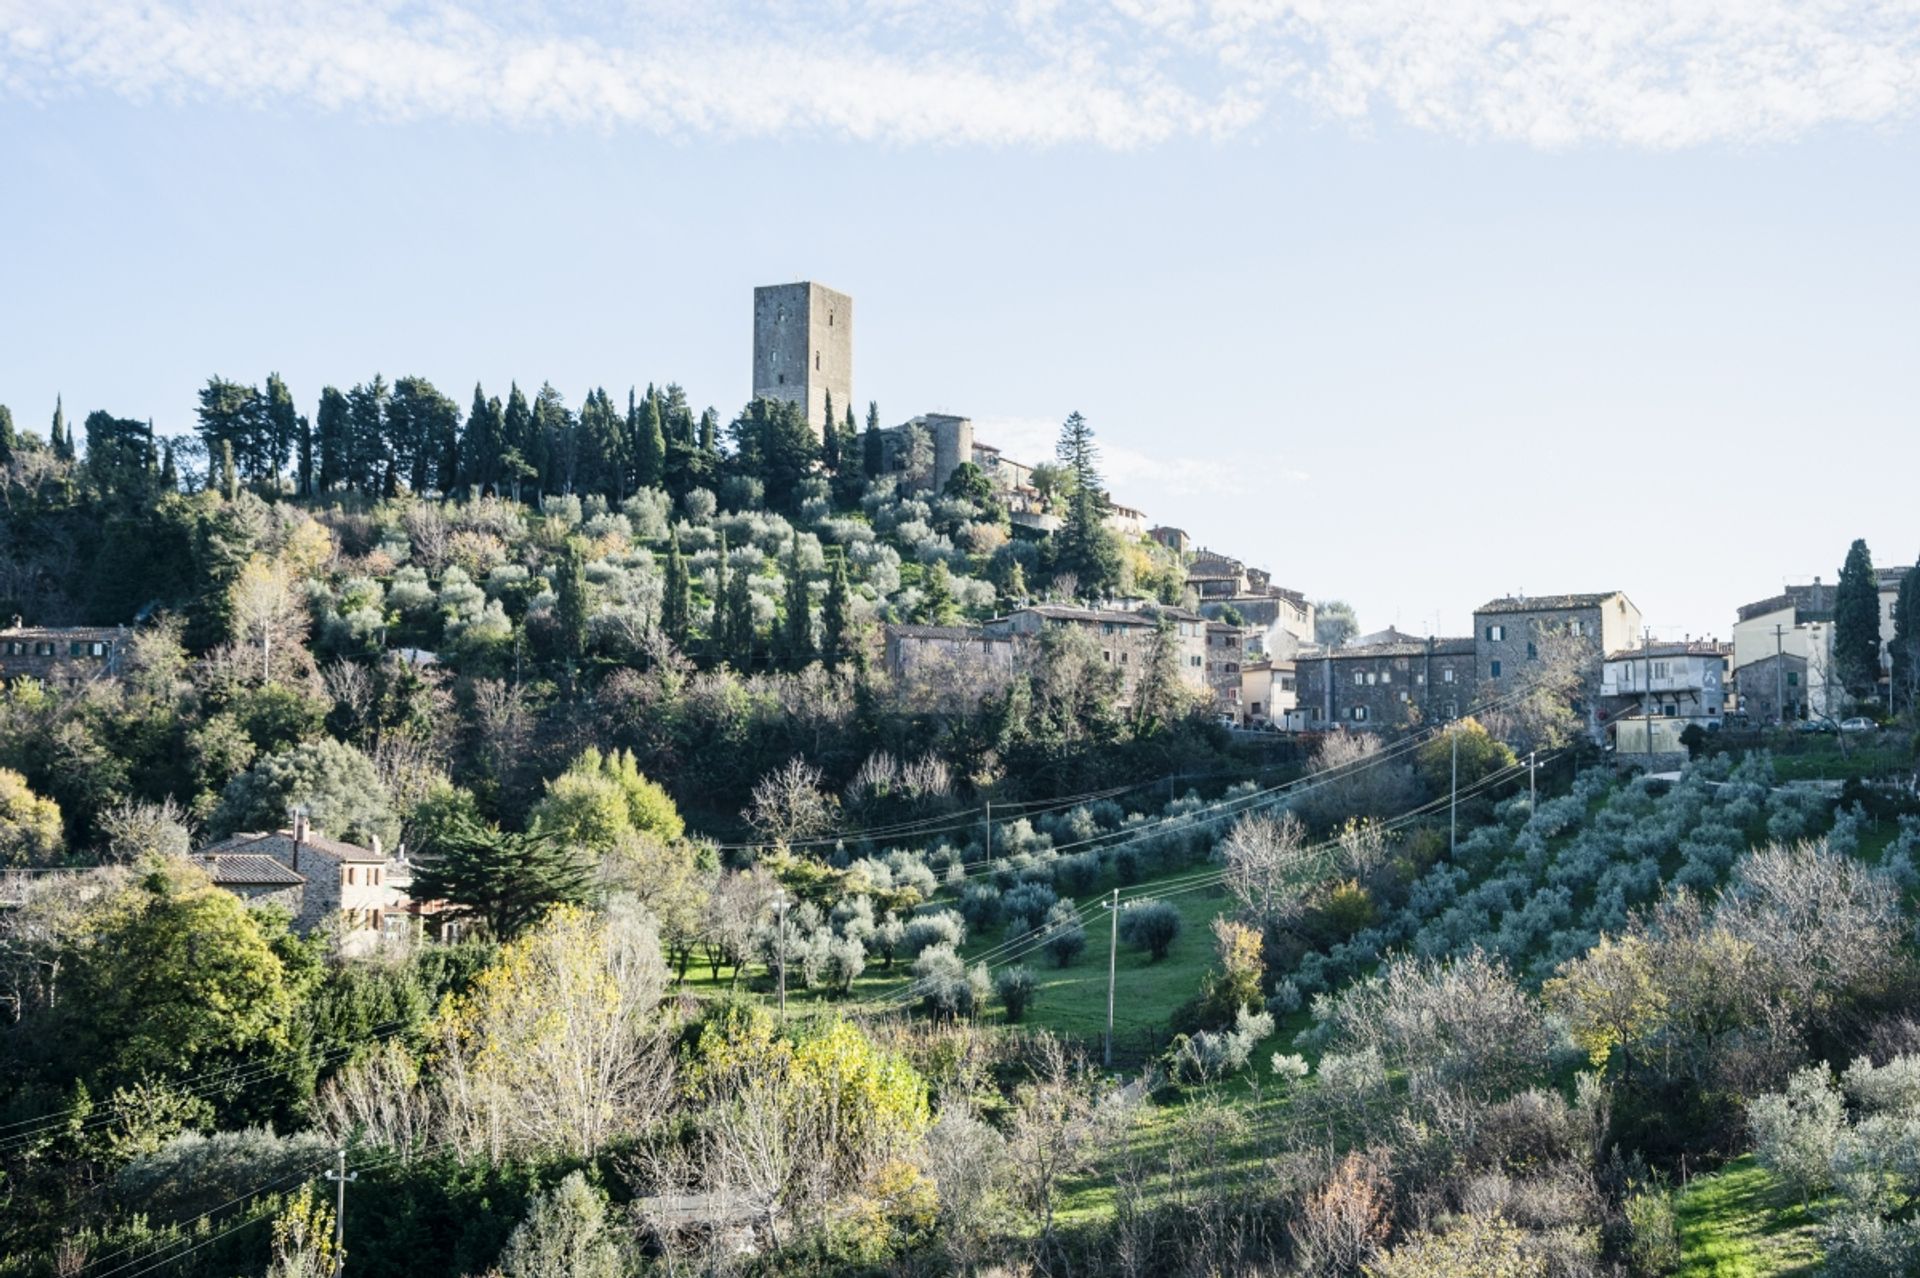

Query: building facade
1601 641 1731 765
0 621 131 685
1473 593 1643 725
984 604 1207 706
1297 635 1477 730
197 812 395 955
751 281 852 440
1204 622 1248 718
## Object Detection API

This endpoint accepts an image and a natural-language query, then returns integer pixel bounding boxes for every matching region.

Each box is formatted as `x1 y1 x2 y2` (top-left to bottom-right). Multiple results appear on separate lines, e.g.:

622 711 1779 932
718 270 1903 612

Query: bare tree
228 555 307 684
743 757 839 848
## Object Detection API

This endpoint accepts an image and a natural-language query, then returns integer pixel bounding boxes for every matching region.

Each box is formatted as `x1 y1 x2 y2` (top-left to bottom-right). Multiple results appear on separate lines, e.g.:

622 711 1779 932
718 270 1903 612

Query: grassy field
1673 1156 1824 1278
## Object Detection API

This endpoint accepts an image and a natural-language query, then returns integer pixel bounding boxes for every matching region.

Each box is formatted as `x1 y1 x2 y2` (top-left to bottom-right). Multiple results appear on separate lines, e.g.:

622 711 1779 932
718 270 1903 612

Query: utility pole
1775 623 1787 725
983 800 992 862
776 893 788 1025
1449 723 1459 857
324 1148 357 1278
1104 887 1119 1068
1529 750 1537 809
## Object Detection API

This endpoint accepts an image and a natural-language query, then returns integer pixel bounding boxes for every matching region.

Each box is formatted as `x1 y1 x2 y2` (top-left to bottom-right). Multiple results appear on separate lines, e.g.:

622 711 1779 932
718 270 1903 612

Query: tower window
815 352 821 370
778 374 785 385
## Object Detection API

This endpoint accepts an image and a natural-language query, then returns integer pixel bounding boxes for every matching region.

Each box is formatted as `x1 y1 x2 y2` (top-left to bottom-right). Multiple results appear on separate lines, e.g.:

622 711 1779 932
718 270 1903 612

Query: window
1399 691 1409 702
814 351 820 370
1787 672 1800 687
1662 704 1678 717
89 642 105 657
1351 706 1369 722
1353 671 1365 686
1416 673 1425 684
1527 641 1537 660
68 641 83 656
1443 668 1455 683
1490 660 1503 678
1190 655 1203 667
777 373 785 385
1487 624 1505 642
1380 670 1392 684
1102 650 1112 663
1569 620 1585 636
1366 672 1377 685
1652 661 1670 678
1120 652 1129 664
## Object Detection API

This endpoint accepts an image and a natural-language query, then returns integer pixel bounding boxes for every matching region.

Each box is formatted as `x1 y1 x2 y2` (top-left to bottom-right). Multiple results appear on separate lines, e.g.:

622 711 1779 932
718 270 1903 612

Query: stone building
0 620 131 686
878 413 973 494
1472 592 1643 721
1198 589 1315 660
1205 622 1248 718
1731 567 1911 721
1601 641 1732 767
189 852 306 914
197 812 396 955
984 603 1207 706
752 281 852 440
1297 635 1477 730
881 624 1020 706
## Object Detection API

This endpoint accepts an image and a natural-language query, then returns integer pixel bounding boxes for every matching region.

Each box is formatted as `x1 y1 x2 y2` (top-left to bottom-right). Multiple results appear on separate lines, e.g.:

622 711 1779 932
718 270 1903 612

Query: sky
3 0 1918 641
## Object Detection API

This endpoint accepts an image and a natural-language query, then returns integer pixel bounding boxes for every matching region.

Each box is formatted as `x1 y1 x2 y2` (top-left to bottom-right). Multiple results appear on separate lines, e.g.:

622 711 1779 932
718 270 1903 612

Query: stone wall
751 282 852 440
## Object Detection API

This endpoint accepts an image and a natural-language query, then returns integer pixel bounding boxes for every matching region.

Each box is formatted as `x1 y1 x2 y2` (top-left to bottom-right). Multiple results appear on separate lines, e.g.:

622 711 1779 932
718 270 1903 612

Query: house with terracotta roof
196 811 401 954
0 619 131 686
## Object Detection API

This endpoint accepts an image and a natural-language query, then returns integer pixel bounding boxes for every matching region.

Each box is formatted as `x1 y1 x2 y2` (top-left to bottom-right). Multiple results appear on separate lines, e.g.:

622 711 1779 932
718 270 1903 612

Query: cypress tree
51 395 73 461
503 383 535 496
698 408 717 458
917 560 958 625
159 439 178 492
725 549 756 670
711 532 732 656
0 404 14 467
1834 538 1882 700
662 527 691 647
781 536 813 666
635 390 667 490
297 413 314 497
555 536 591 663
821 390 839 469
315 386 350 493
820 552 853 668
220 438 238 502
264 372 298 487
862 402 884 479
462 383 504 495
1892 558 1919 712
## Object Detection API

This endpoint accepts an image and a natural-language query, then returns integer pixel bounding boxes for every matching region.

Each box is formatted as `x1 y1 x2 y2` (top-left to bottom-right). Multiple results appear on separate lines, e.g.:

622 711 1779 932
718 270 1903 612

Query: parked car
1795 717 1838 734
1839 716 1878 733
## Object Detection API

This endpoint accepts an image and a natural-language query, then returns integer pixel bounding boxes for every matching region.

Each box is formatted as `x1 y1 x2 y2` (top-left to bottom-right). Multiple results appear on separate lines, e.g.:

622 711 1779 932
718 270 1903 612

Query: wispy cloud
3 1 1918 148
971 413 1304 501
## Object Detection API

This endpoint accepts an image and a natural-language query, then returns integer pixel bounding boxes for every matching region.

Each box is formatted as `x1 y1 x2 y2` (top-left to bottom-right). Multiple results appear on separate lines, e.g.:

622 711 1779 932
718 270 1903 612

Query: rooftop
1302 635 1475 660
1605 641 1732 661
0 623 130 642
190 853 305 887
201 827 387 864
886 624 1004 642
1475 592 1628 615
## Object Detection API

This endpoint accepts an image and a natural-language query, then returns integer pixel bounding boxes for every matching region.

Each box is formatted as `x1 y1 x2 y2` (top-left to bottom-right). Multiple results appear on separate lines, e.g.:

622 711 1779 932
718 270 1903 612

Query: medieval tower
752 281 852 441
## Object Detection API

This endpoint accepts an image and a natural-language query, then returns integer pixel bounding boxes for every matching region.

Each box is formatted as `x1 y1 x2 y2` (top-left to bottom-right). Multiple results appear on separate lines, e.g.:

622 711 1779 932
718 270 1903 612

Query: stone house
189 852 306 914
1297 635 1477 730
1473 592 1643 724
1205 622 1248 718
1199 589 1315 660
1148 526 1190 554
881 624 1021 705
0 620 131 686
197 812 396 955
984 603 1208 706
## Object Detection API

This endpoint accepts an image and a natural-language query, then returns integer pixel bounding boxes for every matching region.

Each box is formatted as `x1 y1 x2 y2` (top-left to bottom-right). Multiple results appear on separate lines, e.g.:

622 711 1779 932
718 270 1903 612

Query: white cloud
971 413 1305 502
2 1 1918 148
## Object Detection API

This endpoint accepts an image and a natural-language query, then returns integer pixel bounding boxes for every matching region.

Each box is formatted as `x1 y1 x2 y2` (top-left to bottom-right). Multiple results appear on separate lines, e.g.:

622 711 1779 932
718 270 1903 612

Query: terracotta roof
1302 636 1475 660
1475 593 1627 615
1605 641 1731 661
192 853 305 886
887 624 1003 641
0 625 129 643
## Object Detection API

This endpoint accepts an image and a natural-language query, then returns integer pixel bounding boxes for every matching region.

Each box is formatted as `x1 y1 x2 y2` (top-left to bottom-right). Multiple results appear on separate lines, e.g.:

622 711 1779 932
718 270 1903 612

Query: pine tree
916 560 958 625
220 439 238 502
820 552 853 668
725 549 756 670
0 404 14 467
781 536 813 666
1052 411 1121 601
409 816 593 940
1834 538 1882 700
315 386 350 493
662 527 691 647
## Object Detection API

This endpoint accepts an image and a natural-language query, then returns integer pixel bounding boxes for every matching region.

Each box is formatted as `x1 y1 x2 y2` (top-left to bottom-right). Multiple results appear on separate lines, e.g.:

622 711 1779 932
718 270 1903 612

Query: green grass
1674 1156 1825 1278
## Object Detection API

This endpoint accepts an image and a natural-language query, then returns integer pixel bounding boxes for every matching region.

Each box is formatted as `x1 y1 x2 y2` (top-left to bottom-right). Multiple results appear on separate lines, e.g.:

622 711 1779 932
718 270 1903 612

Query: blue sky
3 1 1918 640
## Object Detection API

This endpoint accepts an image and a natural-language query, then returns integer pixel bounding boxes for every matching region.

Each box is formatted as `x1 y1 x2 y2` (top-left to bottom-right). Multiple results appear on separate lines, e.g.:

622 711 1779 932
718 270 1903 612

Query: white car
1838 716 1878 733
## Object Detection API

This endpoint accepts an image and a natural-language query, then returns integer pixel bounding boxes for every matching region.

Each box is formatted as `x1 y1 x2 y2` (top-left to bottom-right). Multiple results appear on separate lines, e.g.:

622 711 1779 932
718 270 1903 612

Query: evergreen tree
83 411 155 502
727 397 818 512
1005 557 1029 603
389 376 460 495
821 390 839 470
51 395 74 462
698 407 718 458
781 536 813 666
916 559 958 625
555 536 591 663
220 439 238 502
159 439 178 492
662 527 691 647
633 389 667 490
531 383 572 497
346 375 391 494
263 372 298 488
1052 411 1122 601
196 378 262 484
1834 538 1882 700
503 383 536 497
863 402 883 478
725 548 756 670
315 386 351 493
575 386 623 500
820 552 854 668
462 383 505 495
711 532 732 657
1892 559 1919 712
296 413 313 497
409 817 593 940
0 404 14 467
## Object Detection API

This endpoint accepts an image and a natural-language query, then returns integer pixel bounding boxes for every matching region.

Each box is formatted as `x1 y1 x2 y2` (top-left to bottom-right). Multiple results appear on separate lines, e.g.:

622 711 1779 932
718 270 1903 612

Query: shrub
1747 1066 1844 1204
994 966 1038 1022
1119 899 1182 961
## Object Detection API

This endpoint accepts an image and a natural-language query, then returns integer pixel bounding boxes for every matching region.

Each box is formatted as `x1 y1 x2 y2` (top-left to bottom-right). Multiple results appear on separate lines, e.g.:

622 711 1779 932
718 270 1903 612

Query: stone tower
752 281 852 441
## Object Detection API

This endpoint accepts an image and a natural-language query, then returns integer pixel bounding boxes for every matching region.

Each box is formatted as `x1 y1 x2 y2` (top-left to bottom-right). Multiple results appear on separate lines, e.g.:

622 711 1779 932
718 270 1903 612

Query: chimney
292 809 309 846
370 834 383 860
